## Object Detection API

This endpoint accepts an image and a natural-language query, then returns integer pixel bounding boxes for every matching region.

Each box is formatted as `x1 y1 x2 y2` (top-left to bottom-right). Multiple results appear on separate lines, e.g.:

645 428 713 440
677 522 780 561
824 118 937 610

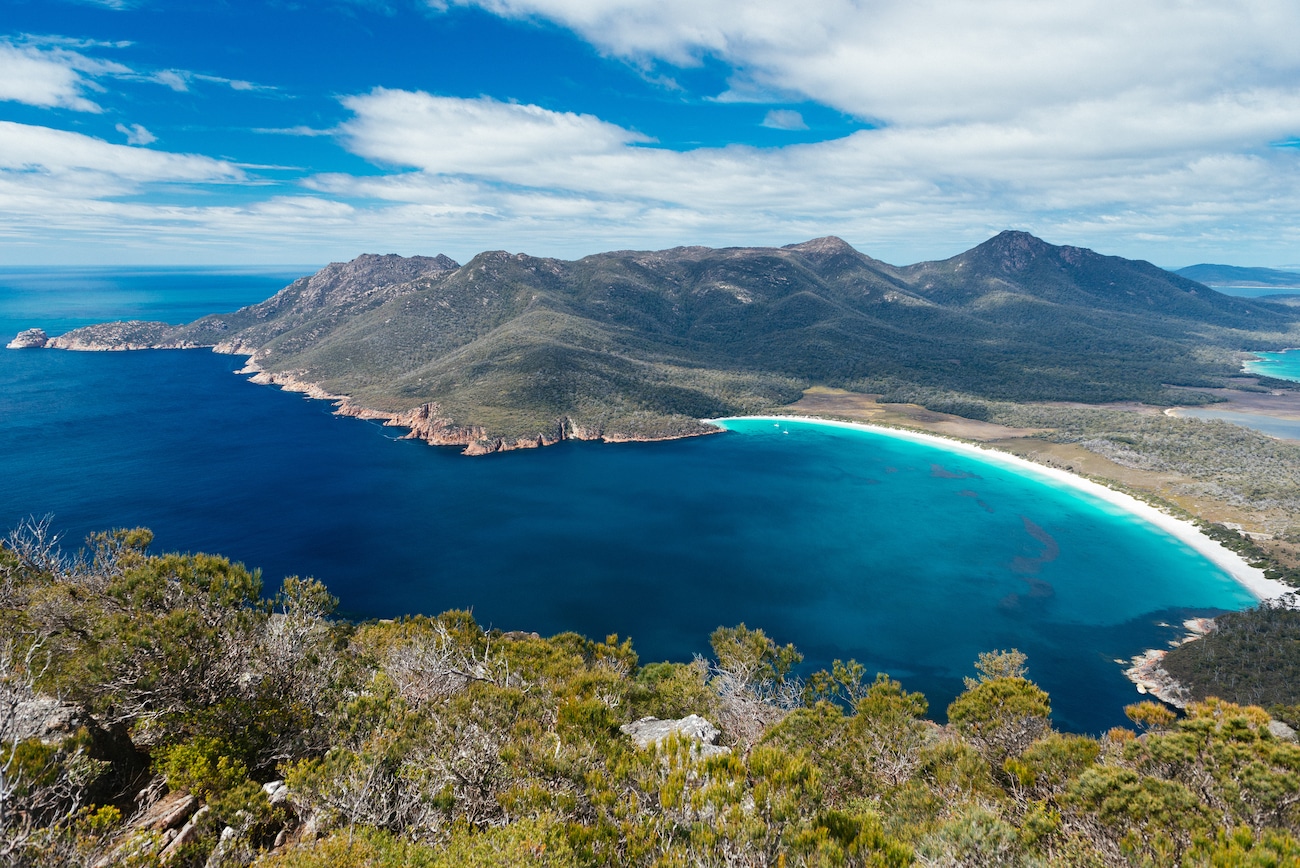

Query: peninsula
21 232 1300 459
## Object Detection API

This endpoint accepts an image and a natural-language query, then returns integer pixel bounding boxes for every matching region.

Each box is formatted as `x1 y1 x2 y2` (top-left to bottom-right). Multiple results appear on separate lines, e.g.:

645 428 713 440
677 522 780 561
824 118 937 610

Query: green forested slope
49 232 1300 448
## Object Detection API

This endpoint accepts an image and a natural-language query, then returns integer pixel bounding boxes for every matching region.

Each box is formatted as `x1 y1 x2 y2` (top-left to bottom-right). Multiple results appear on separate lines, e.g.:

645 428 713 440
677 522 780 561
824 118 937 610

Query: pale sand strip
708 415 1293 603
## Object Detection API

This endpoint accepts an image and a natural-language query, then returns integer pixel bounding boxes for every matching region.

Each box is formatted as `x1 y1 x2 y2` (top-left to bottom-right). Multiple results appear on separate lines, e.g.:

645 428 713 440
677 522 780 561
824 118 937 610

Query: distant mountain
1175 263 1300 288
39 232 1300 453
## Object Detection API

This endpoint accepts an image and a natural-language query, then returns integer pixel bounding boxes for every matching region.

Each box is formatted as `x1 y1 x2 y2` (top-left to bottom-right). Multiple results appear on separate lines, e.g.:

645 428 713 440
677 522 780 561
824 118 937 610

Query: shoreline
1242 347 1299 379
708 414 1293 604
18 337 718 454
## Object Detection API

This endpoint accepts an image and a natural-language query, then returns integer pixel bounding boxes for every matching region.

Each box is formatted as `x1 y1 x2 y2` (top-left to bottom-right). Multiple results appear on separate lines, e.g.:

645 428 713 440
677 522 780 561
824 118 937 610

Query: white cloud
115 122 156 145
332 88 1300 206
0 40 130 112
152 69 189 92
4 3 1300 266
1 83 1297 266
306 87 1300 265
442 0 1300 127
253 125 336 137
338 89 651 173
761 109 806 131
0 37 270 116
192 73 272 92
0 121 242 183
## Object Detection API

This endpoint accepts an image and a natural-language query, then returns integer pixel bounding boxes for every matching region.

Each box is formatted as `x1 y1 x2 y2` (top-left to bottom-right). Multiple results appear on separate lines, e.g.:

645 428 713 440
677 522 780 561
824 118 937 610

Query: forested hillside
4 522 1300 867
44 232 1300 453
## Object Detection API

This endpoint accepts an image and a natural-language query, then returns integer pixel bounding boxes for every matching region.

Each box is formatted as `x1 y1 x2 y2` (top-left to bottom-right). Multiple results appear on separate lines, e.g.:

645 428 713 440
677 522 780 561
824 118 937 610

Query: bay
0 268 1259 734
1245 348 1300 384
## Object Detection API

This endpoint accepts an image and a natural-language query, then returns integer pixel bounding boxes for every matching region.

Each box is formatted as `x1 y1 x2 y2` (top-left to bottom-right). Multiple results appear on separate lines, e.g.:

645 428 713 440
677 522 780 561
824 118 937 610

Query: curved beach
709 414 1293 604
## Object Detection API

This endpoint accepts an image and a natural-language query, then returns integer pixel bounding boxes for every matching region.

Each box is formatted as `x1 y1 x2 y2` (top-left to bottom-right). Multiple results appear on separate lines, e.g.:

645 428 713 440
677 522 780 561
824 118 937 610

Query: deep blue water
0 269 1260 734
0 266 313 332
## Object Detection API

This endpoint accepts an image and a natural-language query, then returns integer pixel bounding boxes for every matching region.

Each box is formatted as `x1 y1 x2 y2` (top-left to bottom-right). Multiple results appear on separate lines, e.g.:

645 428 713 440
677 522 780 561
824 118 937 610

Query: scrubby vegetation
3 522 1300 867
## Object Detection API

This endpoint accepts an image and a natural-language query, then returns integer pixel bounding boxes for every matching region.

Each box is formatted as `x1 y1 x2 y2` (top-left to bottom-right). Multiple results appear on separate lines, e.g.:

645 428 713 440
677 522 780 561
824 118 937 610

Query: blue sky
2 0 1299 266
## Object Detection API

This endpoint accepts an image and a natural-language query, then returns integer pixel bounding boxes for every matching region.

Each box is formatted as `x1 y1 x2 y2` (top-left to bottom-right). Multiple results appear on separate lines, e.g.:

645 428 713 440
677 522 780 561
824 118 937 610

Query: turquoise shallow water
0 269 1260 733
1245 349 1300 384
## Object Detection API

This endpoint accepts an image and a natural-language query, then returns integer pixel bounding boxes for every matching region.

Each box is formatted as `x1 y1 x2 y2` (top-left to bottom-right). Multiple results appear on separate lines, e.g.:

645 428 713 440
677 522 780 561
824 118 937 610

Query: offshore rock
6 327 49 349
621 714 730 757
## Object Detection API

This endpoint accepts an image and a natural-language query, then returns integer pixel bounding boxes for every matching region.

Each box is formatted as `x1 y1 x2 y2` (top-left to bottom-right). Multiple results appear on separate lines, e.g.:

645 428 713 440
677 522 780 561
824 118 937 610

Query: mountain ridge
28 233 1300 454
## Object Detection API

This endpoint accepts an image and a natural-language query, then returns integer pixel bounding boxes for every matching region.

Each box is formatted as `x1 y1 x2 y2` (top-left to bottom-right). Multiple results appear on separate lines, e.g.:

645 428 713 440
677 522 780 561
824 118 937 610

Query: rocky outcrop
91 787 200 868
1269 720 1298 742
158 805 209 864
380 402 491 450
1122 618 1217 707
6 327 49 349
1124 649 1189 707
1 695 86 742
621 714 730 757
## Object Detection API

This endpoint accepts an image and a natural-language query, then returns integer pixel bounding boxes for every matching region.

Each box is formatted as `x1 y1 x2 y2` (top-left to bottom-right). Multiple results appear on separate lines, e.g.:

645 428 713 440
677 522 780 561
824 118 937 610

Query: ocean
0 267 1258 733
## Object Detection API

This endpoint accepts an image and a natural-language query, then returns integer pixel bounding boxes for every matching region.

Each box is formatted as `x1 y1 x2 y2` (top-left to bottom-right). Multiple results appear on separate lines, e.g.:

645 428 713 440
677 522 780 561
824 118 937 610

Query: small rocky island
6 327 49 349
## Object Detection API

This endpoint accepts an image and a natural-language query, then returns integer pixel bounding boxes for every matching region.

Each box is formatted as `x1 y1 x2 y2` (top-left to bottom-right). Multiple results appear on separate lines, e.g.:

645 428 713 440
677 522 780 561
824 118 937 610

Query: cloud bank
1 2 1298 264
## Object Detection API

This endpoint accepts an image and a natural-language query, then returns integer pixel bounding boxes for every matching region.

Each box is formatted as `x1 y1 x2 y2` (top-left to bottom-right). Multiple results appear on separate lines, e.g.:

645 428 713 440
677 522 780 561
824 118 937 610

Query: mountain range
1174 264 1300 289
41 231 1300 453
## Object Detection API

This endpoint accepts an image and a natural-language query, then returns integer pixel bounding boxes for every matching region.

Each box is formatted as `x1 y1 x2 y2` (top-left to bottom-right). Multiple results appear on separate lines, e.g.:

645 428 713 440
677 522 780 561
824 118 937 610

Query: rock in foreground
620 714 730 757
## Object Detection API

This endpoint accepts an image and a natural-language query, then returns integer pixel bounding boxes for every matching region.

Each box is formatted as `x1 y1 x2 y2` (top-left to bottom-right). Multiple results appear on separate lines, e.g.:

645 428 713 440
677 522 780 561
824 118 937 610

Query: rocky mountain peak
967 230 1057 273
782 236 860 256
279 252 460 311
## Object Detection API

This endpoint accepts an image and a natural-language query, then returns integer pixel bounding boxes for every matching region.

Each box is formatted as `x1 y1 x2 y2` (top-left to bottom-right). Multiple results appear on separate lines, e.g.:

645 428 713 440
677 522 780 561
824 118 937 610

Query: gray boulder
620 714 729 757
1269 719 1298 742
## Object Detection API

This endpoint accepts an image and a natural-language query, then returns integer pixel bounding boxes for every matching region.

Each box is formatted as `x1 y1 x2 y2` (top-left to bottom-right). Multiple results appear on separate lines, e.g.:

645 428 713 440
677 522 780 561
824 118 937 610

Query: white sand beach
709 415 1294 604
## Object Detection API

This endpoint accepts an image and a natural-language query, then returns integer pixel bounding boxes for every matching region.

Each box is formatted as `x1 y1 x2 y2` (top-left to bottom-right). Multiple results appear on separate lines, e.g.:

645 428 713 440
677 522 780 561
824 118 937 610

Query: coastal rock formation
621 714 730 757
1124 649 1189 707
6 327 49 349
1123 618 1217 707
46 320 212 351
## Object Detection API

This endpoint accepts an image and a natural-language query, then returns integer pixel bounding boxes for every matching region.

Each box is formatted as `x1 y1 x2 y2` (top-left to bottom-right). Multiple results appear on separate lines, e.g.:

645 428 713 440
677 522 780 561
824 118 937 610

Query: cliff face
18 234 1299 455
